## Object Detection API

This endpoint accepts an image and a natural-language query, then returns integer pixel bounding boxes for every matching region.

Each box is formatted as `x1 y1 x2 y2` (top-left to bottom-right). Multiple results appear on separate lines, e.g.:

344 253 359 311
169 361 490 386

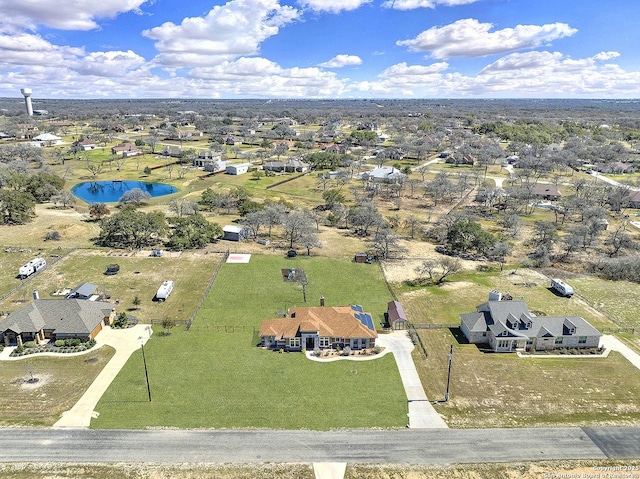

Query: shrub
86 339 96 348
0 345 3 353
15 345 24 354
23 341 36 348
55 340 65 347
44 230 61 241
71 338 81 347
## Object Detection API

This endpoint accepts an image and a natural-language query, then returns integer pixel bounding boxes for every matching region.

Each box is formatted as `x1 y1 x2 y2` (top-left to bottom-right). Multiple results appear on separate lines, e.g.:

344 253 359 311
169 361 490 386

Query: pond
71 180 178 203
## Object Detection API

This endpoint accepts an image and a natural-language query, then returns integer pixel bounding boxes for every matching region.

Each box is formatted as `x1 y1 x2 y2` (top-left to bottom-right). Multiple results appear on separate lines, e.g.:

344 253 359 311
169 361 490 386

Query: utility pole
141 340 151 402
444 344 453 402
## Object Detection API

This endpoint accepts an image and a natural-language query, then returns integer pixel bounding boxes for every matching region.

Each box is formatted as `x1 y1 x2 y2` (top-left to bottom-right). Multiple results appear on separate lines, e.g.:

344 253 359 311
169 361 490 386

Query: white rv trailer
18 257 47 278
551 278 574 297
156 280 174 301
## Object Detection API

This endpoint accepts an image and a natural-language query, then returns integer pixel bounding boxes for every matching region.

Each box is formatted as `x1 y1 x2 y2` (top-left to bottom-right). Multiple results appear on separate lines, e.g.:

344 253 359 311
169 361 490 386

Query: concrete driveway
53 324 152 428
375 331 448 429
600 335 640 370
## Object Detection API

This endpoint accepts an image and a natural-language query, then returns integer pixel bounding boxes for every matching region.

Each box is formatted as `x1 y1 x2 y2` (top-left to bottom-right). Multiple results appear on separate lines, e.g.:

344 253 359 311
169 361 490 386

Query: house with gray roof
366 166 406 184
0 299 115 347
460 292 601 353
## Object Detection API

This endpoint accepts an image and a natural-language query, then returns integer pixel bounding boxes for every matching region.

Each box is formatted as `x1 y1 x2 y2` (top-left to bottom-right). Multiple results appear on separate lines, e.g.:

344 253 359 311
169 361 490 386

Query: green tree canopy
446 219 495 255
97 205 166 249
167 213 223 249
0 190 36 225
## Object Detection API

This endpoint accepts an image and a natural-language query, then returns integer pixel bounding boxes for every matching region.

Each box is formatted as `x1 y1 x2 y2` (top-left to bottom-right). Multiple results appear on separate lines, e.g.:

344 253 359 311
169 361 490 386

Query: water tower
20 88 33 116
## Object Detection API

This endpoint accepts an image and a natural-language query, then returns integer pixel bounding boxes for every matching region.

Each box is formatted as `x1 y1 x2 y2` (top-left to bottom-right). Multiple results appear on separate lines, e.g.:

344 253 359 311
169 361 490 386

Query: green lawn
92 255 407 430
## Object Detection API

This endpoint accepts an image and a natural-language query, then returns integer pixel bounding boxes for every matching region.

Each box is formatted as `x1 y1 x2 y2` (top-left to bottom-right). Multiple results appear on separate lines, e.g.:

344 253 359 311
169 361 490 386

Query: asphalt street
0 427 638 464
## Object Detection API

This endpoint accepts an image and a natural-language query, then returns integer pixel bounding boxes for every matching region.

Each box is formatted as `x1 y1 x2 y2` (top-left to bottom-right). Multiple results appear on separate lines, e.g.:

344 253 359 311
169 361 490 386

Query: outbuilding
386 300 408 330
223 225 247 241
226 163 252 175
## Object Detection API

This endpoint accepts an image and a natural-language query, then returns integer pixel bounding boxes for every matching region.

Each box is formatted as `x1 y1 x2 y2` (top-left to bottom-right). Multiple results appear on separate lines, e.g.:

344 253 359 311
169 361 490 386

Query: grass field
416 327 640 428
0 346 115 427
570 274 640 329
92 255 407 430
0 249 222 324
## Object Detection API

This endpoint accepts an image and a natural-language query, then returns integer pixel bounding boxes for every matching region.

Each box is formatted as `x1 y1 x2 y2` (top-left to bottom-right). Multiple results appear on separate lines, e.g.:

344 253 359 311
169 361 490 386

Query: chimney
320 296 325 307
33 290 39 300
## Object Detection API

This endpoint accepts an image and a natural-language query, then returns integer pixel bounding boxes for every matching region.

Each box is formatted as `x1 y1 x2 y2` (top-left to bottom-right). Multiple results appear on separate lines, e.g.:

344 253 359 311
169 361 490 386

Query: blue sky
1 0 640 99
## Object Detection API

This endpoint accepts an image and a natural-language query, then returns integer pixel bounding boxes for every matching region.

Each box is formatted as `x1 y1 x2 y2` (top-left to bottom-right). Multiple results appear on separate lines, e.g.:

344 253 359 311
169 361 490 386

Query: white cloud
143 0 298 67
348 50 640 98
382 0 479 10
75 50 147 77
379 61 449 78
188 57 348 97
297 0 371 13
0 0 150 31
397 18 577 58
318 54 362 68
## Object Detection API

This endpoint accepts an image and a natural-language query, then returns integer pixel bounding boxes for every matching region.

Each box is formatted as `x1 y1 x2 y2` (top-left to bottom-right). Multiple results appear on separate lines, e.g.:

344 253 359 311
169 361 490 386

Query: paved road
0 428 638 464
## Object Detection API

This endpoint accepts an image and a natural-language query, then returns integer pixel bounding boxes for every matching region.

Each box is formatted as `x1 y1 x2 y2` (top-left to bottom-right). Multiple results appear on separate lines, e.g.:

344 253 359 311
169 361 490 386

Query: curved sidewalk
53 324 152 428
375 331 448 429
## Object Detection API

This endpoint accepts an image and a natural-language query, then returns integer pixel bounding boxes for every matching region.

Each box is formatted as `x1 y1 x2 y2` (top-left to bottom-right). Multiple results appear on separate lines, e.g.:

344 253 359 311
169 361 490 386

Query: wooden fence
185 250 229 331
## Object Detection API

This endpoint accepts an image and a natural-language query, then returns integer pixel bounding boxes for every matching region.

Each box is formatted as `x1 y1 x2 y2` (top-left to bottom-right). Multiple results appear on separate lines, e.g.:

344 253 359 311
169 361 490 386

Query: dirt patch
382 240 482 284
11 373 53 390
440 281 475 291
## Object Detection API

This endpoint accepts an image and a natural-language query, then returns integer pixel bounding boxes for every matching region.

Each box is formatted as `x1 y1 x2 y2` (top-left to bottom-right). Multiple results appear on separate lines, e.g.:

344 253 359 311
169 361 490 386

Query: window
526 339 533 345
578 336 587 344
319 337 330 348
497 340 510 348
555 337 563 344
289 337 300 348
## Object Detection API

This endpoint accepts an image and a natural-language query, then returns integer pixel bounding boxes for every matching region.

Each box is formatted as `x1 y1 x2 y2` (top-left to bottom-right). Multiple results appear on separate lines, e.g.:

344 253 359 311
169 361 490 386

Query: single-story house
66 282 99 301
460 292 601 353
259 305 377 351
111 143 140 157
33 133 62 146
226 163 252 175
532 183 562 201
626 190 640 209
0 299 116 347
74 138 97 150
386 300 408 330
223 225 248 241
366 166 406 184
263 158 310 173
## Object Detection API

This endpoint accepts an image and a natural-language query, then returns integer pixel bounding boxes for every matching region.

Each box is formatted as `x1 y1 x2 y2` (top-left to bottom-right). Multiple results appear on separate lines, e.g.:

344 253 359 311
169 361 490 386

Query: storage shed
354 253 372 263
386 300 408 330
223 225 247 241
